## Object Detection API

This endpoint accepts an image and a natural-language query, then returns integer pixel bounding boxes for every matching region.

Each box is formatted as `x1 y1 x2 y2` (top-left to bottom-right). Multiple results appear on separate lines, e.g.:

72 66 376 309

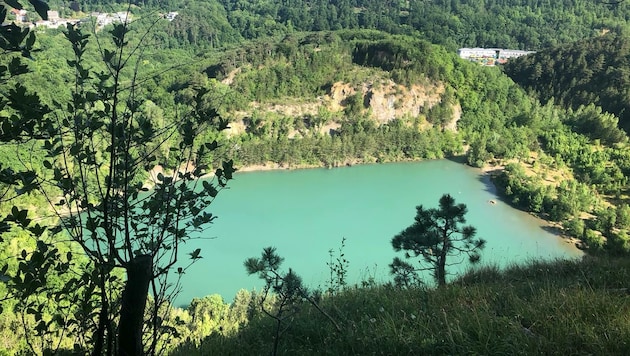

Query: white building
11 9 28 23
46 10 60 22
458 48 498 59
165 12 178 21
498 49 535 59
458 48 535 60
113 12 132 24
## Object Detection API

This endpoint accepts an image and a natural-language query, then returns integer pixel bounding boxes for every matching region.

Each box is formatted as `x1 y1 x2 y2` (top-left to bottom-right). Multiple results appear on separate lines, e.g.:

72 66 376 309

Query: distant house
89 12 112 27
97 13 112 26
498 49 535 59
165 12 178 21
458 48 499 59
113 11 132 24
47 10 60 23
76 12 134 30
458 47 535 65
10 9 28 23
20 9 138 31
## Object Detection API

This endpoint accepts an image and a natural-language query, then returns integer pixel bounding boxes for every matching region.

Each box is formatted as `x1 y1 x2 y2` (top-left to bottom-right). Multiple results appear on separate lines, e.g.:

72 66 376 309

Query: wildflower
379 307 385 313
370 318 376 323
410 313 416 320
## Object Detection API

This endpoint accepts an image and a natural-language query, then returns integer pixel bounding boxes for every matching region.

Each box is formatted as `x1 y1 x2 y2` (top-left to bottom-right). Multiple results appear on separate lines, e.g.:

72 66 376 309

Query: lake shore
149 156 584 252
234 158 366 173
476 159 583 250
174 158 583 306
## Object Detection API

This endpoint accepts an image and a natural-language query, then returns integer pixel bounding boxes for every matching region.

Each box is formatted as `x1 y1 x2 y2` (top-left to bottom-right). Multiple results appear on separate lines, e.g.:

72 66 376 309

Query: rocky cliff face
224 79 460 137
328 80 444 123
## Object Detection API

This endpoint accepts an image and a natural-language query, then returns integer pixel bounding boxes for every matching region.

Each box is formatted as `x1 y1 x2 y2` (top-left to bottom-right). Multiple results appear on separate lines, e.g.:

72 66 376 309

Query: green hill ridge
505 34 630 134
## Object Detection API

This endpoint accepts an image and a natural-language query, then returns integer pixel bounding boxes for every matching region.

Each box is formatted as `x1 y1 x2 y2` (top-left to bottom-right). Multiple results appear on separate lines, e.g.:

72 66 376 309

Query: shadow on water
541 224 562 236
445 155 467 165
542 223 585 251
444 156 583 254
477 170 503 197
445 155 504 198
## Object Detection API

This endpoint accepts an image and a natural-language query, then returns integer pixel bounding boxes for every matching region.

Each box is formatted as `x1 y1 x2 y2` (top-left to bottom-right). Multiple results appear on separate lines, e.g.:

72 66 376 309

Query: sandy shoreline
233 158 370 173
235 162 313 173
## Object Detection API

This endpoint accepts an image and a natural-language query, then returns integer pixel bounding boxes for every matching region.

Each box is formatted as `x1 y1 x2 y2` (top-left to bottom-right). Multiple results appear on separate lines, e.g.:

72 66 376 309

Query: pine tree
390 194 486 287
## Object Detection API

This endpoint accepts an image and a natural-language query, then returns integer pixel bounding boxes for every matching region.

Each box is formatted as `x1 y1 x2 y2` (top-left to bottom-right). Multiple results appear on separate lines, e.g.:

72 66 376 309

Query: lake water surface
175 160 582 306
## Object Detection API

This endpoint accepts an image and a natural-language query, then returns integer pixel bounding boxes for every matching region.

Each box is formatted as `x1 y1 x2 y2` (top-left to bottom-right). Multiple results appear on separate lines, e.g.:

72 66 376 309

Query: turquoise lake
175 159 582 306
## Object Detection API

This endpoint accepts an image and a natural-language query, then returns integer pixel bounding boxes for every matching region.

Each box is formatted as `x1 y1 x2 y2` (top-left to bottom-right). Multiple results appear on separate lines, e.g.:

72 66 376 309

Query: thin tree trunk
437 256 446 287
118 254 152 356
92 284 109 356
437 226 449 287
437 239 448 287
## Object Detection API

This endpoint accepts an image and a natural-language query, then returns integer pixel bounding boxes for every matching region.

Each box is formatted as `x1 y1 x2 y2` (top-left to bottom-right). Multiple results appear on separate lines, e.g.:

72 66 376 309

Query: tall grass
171 256 630 355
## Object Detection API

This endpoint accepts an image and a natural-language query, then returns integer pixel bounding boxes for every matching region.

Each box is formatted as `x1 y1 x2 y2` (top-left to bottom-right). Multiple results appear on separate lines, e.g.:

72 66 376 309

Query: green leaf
4 0 23 10
28 0 50 20
205 141 219 150
0 220 9 235
25 32 35 50
53 314 65 327
0 7 7 25
110 24 128 47
17 208 27 223
36 240 47 253
202 181 218 197
189 248 202 260
29 224 46 236
35 319 46 333
222 159 235 179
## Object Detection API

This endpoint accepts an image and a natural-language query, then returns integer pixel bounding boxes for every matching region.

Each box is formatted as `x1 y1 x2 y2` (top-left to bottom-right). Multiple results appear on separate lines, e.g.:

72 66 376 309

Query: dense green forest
10 0 630 50
2 0 630 354
504 34 630 132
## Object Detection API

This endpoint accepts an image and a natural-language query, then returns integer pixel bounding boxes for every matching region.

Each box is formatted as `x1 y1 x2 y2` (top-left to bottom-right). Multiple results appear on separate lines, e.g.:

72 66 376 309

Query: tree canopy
504 34 630 134
390 194 486 287
1 10 235 354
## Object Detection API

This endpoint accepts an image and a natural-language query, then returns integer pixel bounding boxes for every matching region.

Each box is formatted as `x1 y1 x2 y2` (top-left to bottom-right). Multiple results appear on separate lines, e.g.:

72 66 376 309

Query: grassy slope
172 256 630 355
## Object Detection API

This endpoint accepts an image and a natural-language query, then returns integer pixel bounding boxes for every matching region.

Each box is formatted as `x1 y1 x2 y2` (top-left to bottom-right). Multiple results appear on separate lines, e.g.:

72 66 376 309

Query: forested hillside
13 0 630 50
154 0 630 50
2 0 630 354
505 34 630 133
